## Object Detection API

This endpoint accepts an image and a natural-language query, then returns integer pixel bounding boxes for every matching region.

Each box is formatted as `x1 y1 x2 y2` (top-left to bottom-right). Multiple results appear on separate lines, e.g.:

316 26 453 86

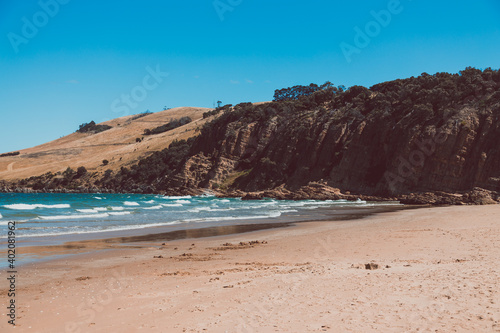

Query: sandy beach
1 205 500 332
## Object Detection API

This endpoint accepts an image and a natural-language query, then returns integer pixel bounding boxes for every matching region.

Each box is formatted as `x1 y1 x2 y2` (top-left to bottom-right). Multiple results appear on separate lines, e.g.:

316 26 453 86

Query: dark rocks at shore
2 182 498 206
399 187 500 205
1 182 498 206
223 183 397 202
241 193 264 200
163 187 206 197
226 183 500 206
0 186 117 194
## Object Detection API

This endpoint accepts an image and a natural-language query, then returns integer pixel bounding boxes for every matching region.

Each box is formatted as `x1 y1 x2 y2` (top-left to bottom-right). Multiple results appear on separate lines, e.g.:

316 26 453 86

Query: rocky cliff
5 68 500 204
165 69 500 204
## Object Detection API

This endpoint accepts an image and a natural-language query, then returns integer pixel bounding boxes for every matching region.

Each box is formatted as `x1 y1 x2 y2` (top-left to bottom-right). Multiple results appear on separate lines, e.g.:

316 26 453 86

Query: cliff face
170 105 499 200
167 70 500 203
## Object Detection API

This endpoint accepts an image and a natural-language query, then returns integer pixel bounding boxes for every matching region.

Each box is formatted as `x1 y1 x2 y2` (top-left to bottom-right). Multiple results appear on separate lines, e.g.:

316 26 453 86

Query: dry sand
1 205 499 332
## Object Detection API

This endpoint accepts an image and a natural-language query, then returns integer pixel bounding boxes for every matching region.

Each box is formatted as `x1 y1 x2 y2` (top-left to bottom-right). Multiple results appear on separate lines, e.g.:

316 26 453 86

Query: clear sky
0 0 499 153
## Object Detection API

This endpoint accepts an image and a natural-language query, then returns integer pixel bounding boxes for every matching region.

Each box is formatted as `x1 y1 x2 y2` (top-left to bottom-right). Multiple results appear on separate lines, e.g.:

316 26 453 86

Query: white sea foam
38 213 109 220
21 221 182 238
4 203 71 210
124 201 140 206
280 209 298 213
174 200 191 204
242 203 276 209
259 201 278 206
277 202 307 208
145 200 156 204
188 207 212 213
183 211 282 223
76 209 99 213
110 206 125 211
161 203 183 207
108 211 132 216
305 200 334 205
0 213 2 219
268 211 282 218
209 207 239 212
163 195 192 200
99 221 181 231
144 205 163 210
94 196 103 200
76 207 109 213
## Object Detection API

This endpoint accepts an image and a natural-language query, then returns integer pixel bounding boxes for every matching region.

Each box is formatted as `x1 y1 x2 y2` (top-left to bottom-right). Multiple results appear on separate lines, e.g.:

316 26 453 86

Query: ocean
0 192 401 252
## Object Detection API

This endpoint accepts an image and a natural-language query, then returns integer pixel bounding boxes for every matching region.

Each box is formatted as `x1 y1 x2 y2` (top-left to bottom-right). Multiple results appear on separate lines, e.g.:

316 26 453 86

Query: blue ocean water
0 193 400 240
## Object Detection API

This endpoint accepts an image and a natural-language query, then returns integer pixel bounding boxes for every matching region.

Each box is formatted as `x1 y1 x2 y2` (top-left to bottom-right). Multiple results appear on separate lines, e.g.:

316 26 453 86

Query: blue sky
0 0 499 153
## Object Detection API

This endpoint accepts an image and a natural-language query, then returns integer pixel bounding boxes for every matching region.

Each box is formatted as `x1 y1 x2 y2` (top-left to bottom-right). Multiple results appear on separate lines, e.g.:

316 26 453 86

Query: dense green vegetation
77 121 112 134
273 82 343 102
143 117 192 135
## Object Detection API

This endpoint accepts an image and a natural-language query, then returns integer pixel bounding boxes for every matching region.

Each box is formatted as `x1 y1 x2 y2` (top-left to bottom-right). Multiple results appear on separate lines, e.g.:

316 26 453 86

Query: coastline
1 204 499 332
2 204 409 268
1 183 499 206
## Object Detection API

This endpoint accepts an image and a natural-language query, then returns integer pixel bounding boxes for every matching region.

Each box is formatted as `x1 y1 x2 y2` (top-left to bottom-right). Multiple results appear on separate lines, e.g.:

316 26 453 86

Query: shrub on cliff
131 111 152 121
144 117 192 135
203 104 232 118
77 121 112 134
0 151 20 157
76 166 87 178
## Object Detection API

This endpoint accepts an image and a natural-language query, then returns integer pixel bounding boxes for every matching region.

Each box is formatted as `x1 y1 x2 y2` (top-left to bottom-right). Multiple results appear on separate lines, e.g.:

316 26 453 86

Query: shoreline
1 204 499 332
1 184 499 206
4 204 412 269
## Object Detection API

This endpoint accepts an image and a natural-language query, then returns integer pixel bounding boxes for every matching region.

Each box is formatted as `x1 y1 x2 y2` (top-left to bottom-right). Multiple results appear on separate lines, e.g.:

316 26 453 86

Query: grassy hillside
0 107 211 182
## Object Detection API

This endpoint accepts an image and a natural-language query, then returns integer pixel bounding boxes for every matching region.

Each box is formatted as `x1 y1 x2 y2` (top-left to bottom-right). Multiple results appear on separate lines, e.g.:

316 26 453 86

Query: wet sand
3 205 407 267
1 205 499 332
